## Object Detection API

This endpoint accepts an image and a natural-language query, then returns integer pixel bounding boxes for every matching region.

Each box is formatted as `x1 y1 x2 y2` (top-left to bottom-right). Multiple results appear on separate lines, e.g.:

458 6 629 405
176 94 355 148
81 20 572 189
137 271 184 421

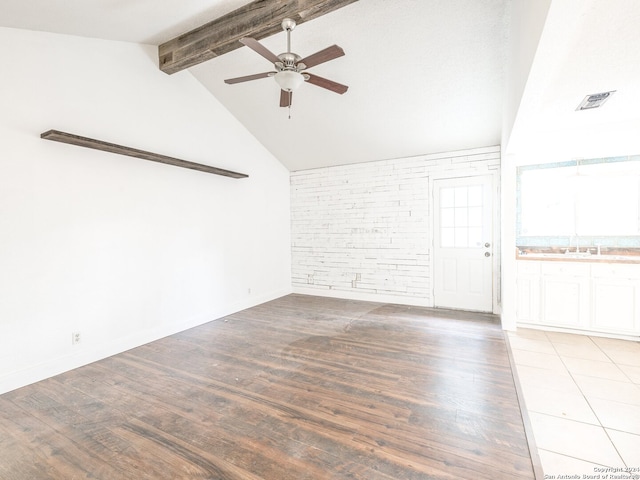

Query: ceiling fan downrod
282 18 296 54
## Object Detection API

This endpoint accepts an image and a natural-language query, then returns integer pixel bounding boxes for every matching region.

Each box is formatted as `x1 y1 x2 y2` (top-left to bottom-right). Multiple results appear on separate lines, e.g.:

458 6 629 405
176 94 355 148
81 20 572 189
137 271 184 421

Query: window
517 155 640 246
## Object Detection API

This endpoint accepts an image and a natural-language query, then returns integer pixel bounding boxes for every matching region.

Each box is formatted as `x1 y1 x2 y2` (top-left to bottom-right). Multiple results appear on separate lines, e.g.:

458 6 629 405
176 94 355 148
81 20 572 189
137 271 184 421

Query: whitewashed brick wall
291 146 500 305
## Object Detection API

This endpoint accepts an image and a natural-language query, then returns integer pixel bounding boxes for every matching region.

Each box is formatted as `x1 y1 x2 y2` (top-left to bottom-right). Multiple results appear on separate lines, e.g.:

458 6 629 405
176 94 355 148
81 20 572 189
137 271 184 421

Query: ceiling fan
224 18 348 109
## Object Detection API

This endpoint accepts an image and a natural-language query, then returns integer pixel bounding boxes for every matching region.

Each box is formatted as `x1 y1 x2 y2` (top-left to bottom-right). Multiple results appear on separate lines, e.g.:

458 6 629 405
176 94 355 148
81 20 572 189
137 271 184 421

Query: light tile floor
508 328 640 479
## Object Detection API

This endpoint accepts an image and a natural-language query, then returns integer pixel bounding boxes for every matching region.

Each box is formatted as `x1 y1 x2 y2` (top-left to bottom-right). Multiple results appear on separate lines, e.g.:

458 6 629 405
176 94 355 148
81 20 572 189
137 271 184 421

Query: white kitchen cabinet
591 264 640 334
516 260 640 336
540 262 590 329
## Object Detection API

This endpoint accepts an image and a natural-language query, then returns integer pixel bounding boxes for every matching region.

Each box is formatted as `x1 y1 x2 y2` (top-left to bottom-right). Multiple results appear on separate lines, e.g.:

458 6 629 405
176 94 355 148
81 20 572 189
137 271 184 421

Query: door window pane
454 207 467 227
441 208 455 228
441 188 455 208
468 207 483 227
454 187 467 207
468 186 483 206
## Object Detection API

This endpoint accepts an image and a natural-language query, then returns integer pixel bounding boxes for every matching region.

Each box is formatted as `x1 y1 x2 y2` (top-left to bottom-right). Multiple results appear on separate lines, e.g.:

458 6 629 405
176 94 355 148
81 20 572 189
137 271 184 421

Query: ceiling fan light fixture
274 70 304 92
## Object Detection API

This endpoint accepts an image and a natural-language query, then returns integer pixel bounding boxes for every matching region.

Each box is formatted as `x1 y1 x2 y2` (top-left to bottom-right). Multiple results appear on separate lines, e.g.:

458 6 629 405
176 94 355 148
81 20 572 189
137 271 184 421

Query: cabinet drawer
541 262 591 277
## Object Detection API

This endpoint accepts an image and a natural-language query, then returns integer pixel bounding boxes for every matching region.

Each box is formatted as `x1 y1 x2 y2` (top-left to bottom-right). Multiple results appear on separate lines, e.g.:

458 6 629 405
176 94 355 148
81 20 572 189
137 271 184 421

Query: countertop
516 248 640 264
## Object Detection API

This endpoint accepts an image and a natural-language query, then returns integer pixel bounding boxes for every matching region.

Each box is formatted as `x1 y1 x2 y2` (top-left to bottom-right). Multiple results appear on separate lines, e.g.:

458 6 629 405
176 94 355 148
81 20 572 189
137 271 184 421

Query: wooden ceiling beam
158 0 358 75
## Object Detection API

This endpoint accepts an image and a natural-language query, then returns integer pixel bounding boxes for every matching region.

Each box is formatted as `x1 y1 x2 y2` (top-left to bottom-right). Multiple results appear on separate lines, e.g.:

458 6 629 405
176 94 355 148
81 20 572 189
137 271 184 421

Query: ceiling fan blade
280 89 293 108
240 37 280 64
304 73 349 94
224 71 274 84
299 45 345 69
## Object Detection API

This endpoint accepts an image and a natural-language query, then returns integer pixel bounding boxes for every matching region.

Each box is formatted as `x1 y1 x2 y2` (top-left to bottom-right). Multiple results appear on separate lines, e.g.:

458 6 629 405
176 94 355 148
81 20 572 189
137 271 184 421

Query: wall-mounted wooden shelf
41 130 248 179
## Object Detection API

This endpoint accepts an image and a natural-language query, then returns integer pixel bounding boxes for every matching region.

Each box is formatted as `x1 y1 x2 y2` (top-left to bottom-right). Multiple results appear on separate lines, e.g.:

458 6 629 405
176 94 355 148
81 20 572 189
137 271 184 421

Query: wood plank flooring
0 294 535 479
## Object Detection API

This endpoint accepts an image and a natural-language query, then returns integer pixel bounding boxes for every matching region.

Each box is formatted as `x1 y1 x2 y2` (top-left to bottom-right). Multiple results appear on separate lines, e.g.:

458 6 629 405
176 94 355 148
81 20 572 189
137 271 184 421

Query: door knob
484 252 491 257
485 242 491 248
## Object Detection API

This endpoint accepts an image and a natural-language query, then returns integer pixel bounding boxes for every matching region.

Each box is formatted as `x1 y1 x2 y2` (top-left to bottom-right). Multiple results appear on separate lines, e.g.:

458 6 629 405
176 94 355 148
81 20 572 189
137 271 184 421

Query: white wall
291 147 500 308
501 0 552 150
0 27 292 394
500 0 552 330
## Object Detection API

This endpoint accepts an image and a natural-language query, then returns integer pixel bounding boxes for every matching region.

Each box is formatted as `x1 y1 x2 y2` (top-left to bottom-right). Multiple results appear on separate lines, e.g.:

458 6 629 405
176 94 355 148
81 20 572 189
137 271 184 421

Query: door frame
429 171 501 314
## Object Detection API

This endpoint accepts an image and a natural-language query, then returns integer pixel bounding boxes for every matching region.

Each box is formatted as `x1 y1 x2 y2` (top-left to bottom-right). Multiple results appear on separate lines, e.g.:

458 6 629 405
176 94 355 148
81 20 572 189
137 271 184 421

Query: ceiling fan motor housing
277 52 302 71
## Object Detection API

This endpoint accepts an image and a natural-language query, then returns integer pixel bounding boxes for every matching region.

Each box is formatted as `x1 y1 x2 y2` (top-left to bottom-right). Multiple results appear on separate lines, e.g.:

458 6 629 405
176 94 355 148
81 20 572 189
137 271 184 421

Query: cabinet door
591 278 640 333
517 275 540 324
542 275 590 328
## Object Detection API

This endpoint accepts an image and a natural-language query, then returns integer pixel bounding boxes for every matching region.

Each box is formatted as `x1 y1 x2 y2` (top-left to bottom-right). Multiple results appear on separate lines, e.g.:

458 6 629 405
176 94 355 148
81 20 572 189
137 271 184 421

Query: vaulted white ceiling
191 0 509 171
2 0 639 171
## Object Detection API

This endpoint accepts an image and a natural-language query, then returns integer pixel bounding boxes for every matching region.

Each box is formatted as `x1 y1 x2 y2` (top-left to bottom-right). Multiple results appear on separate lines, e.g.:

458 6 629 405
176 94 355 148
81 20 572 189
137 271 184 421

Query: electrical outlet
72 331 81 345
248 287 252 295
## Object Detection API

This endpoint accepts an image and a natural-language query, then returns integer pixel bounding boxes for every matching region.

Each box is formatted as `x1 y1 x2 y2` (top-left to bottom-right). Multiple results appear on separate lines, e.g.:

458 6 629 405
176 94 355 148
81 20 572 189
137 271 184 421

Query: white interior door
433 175 494 312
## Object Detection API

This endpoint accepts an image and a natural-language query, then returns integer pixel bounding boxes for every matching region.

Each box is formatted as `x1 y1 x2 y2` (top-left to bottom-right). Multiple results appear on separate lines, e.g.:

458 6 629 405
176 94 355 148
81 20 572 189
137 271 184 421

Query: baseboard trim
0 288 291 395
292 286 432 308
516 322 640 341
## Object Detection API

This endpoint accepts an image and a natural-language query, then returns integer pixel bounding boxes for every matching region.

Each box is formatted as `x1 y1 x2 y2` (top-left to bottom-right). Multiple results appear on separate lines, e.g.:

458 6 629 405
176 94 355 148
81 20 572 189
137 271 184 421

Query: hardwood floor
0 295 535 479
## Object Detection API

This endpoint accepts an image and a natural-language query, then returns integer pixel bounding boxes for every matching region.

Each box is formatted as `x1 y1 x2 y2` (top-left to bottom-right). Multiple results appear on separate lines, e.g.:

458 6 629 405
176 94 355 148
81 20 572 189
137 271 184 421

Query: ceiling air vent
576 91 615 111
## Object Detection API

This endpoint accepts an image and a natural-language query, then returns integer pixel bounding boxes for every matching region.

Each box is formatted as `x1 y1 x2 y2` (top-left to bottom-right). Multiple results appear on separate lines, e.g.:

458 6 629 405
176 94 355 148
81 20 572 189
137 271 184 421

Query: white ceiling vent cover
576 91 615 111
